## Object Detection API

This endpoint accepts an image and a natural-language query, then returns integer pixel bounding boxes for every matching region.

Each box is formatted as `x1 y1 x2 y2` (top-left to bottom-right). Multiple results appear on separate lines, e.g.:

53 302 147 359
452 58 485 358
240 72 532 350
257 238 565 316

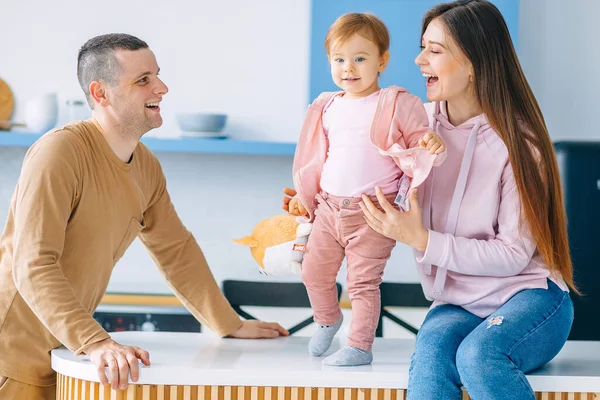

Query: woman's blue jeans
407 280 574 400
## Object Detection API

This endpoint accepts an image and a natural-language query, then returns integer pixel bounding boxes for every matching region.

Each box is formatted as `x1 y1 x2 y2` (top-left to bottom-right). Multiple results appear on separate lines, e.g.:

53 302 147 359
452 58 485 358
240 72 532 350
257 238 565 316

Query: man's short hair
77 33 148 108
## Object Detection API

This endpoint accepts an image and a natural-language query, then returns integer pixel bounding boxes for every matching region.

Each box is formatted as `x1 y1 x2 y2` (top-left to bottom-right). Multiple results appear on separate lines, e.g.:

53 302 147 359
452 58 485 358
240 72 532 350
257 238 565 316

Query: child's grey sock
322 346 373 366
308 315 343 357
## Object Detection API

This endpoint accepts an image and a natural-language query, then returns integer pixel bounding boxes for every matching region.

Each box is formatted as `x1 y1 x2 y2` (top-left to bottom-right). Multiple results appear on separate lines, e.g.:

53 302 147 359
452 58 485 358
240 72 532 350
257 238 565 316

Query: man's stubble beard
114 106 157 141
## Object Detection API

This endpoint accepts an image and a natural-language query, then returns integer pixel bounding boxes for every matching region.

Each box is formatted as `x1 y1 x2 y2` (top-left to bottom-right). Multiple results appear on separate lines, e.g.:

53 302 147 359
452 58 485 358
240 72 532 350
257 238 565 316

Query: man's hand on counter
82 321 286 389
228 320 289 339
84 338 151 390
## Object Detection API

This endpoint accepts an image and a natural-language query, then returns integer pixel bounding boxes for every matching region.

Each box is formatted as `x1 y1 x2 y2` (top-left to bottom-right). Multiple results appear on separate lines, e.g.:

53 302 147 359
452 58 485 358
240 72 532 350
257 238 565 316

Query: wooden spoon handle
0 121 27 130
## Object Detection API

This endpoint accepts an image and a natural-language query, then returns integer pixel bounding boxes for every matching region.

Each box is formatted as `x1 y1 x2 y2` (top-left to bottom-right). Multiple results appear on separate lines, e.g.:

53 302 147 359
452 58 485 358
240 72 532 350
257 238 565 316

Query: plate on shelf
178 131 229 139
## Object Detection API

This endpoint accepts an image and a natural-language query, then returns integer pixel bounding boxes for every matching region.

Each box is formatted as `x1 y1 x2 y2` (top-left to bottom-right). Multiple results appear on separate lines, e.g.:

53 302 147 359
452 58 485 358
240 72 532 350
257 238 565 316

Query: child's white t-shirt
320 91 401 197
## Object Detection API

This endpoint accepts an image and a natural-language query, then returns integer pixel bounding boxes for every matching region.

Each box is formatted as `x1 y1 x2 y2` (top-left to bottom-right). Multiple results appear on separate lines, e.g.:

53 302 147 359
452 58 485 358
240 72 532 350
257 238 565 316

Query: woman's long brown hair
423 0 576 291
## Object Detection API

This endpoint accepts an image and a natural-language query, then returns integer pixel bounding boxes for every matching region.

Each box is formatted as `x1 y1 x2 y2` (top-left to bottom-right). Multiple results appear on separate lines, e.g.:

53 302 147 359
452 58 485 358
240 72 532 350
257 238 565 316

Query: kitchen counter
51 331 600 400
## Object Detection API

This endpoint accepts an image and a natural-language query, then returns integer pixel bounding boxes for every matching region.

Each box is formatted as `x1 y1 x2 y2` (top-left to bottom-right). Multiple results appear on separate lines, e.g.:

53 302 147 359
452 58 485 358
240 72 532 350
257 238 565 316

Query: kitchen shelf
0 131 296 156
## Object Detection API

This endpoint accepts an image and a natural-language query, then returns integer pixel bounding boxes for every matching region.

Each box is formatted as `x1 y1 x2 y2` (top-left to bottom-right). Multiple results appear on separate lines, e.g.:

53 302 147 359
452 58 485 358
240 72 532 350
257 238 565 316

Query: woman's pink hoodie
417 101 568 318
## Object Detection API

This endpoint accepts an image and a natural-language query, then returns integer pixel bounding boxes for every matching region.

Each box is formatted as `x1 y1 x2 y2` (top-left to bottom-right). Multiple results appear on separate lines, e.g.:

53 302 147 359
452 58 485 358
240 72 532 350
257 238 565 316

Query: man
0 33 287 399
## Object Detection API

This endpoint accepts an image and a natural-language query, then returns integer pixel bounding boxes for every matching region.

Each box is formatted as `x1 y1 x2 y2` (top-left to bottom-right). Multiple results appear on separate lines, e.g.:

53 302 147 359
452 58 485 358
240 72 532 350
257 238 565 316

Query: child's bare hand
418 132 446 154
281 187 297 212
288 197 308 217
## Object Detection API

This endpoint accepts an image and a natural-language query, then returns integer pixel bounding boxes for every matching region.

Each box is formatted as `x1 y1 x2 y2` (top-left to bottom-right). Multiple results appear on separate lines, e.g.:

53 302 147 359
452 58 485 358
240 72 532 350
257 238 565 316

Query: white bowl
176 113 227 132
180 131 228 139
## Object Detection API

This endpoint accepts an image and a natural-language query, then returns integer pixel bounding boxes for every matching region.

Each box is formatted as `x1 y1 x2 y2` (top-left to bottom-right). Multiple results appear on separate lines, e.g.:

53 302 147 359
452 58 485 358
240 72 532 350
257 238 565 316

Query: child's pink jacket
293 86 445 220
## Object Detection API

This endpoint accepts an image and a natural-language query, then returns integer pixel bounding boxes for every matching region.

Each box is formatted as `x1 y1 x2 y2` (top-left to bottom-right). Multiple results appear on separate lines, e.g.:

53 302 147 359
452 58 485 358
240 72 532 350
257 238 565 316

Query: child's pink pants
301 191 398 351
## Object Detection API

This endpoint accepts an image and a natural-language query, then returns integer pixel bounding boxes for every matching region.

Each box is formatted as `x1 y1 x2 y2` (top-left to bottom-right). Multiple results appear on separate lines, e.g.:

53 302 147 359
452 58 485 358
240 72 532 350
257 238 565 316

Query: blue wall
310 0 519 101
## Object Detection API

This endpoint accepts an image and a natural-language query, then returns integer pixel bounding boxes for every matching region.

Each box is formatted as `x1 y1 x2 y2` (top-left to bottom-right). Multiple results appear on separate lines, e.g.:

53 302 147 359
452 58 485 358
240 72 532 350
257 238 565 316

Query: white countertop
51 332 600 392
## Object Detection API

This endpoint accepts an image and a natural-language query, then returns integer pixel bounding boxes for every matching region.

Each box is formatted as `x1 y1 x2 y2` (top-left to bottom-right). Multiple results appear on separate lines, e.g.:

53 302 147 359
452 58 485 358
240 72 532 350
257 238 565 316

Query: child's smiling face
328 34 389 99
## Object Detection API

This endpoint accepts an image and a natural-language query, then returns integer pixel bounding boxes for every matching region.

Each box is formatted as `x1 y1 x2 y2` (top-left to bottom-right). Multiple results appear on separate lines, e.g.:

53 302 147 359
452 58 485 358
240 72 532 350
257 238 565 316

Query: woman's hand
359 186 429 252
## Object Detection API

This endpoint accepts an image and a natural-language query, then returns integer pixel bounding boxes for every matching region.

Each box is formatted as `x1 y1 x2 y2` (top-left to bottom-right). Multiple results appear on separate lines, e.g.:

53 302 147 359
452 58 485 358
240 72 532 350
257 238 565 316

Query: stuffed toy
233 214 312 276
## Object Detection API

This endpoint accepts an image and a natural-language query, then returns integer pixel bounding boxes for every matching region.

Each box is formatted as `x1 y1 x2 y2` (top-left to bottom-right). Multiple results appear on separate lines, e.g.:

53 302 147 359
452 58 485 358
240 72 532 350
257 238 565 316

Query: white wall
0 0 310 142
519 0 600 141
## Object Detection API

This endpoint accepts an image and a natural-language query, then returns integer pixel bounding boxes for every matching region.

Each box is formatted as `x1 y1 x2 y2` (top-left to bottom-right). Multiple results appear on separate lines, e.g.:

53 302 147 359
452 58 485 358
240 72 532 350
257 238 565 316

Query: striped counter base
52 332 600 400
55 376 600 400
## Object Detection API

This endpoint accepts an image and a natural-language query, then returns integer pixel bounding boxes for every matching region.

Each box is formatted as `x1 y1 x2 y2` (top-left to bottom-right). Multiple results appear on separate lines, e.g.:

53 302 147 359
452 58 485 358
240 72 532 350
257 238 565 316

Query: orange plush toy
233 214 312 276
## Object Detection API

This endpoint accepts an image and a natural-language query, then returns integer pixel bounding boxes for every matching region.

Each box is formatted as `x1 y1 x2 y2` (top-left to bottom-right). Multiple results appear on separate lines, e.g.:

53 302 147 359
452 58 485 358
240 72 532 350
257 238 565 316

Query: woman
284 1 575 398
360 0 575 399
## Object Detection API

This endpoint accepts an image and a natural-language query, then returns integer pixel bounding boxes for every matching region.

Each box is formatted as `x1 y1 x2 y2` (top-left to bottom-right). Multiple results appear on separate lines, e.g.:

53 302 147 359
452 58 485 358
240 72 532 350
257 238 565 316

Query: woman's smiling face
414 18 473 104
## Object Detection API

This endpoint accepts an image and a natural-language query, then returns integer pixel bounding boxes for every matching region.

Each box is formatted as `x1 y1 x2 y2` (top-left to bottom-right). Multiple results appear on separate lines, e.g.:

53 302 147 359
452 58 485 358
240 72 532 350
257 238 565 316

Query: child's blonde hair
324 13 390 57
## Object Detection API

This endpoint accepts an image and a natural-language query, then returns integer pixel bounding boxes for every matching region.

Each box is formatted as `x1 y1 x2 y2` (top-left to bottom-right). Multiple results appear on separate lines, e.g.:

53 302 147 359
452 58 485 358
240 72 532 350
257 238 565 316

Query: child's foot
322 346 373 366
308 315 343 357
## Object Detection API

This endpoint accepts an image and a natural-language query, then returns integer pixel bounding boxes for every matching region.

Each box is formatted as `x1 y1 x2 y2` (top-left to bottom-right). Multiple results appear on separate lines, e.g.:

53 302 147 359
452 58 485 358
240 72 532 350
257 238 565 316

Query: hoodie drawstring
429 110 481 295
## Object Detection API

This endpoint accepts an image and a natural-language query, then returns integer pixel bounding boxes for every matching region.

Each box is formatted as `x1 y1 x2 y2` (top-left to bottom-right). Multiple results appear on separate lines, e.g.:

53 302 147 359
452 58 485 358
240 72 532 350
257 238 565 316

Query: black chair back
376 282 431 336
222 280 343 335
